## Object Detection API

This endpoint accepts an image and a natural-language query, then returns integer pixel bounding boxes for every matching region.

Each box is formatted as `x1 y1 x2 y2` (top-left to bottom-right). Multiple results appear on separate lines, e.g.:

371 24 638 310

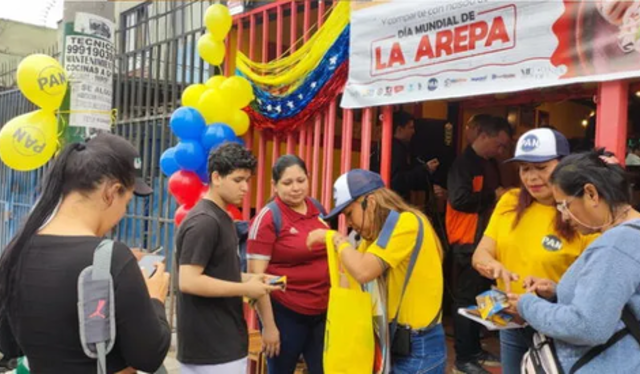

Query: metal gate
0 89 43 250
0 0 378 252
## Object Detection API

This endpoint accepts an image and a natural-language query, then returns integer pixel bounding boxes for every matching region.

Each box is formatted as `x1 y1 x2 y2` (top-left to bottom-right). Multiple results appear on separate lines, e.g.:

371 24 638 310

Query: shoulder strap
622 305 640 344
92 240 114 374
265 201 282 237
570 306 640 374
310 198 327 216
92 240 113 280
267 198 325 238
390 213 424 342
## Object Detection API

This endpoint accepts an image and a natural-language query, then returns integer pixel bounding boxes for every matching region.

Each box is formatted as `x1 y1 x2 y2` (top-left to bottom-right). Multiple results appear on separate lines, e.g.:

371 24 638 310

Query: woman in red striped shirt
247 155 330 374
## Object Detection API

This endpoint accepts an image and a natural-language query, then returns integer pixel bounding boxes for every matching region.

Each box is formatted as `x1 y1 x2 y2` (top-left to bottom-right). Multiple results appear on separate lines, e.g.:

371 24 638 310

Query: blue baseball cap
322 169 385 220
506 128 570 163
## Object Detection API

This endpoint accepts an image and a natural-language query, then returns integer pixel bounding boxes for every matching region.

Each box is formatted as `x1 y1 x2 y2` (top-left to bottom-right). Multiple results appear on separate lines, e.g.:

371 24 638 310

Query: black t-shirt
0 236 171 374
176 199 248 365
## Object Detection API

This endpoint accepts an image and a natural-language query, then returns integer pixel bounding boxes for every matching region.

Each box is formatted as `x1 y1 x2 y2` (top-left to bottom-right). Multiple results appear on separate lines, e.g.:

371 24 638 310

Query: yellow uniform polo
362 212 444 329
484 190 597 294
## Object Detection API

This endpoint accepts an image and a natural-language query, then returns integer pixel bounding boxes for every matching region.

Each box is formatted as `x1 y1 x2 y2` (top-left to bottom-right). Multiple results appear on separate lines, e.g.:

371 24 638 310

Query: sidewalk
158 332 180 374
161 351 180 374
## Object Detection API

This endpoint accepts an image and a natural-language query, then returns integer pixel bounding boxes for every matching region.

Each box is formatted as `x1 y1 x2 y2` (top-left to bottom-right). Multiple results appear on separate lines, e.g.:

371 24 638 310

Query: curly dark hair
207 142 257 178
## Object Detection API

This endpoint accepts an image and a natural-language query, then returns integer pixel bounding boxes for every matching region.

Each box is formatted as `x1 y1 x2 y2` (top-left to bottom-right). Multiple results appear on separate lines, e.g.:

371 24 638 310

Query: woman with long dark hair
0 133 171 373
472 128 596 374
509 149 640 373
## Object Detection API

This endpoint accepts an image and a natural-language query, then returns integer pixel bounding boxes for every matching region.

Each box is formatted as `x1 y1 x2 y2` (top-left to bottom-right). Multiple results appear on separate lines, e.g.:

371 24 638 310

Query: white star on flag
266 104 273 111
275 105 282 113
287 101 294 108
257 99 262 105
329 56 338 65
298 94 304 100
310 82 317 88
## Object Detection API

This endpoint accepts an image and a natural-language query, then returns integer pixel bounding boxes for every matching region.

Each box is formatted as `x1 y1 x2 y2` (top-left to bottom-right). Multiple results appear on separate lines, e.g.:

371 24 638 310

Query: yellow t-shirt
484 189 598 294
362 212 444 329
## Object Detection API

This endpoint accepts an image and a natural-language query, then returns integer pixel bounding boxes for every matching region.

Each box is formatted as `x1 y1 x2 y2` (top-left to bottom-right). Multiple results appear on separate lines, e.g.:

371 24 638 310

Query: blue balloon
160 147 180 177
232 136 246 147
196 163 210 184
174 140 206 171
201 123 236 151
170 107 206 140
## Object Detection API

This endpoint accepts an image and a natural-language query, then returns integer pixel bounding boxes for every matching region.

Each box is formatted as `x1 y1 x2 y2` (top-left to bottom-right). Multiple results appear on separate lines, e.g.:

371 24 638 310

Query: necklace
610 206 633 229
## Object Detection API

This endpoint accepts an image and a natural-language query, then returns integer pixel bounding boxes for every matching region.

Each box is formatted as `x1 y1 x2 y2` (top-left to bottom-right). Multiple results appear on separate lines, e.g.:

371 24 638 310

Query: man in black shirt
176 143 279 373
371 111 441 201
447 116 512 374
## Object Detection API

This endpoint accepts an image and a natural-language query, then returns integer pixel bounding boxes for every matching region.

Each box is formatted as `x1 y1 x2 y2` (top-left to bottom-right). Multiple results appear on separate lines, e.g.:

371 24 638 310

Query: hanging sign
342 0 640 108
64 12 115 130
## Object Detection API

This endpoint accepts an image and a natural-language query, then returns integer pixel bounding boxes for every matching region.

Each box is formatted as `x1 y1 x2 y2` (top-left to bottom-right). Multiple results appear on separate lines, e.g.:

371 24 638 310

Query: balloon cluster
191 4 254 132
162 4 255 226
161 108 244 226
0 55 68 171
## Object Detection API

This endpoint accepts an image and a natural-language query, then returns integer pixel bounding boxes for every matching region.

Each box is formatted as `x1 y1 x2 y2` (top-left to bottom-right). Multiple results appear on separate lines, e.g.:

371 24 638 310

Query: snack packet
476 288 509 320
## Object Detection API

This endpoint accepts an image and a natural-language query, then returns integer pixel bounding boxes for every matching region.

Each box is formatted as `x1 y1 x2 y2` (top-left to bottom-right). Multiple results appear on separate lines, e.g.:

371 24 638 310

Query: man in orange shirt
447 116 512 374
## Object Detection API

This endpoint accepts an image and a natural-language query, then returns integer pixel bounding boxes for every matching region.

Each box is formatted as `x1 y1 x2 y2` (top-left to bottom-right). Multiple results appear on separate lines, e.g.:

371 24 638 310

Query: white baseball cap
506 128 570 163
322 169 385 220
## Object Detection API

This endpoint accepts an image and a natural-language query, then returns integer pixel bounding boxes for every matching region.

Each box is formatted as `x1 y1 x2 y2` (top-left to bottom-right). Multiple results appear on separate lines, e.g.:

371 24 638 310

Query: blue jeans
500 328 534 374
391 324 447 374
266 300 325 374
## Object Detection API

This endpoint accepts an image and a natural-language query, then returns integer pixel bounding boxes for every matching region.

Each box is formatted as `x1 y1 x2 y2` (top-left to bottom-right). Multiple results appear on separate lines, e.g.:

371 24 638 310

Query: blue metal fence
0 90 41 250
0 88 179 260
0 1 233 262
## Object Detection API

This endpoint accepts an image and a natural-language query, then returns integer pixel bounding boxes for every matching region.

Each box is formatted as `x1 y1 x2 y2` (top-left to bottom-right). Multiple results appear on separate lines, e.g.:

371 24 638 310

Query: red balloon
175 205 190 226
168 171 203 208
226 204 242 221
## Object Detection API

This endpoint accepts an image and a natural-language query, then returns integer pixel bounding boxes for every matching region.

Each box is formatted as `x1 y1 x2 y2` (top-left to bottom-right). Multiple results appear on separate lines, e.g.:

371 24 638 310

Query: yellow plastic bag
323 231 374 374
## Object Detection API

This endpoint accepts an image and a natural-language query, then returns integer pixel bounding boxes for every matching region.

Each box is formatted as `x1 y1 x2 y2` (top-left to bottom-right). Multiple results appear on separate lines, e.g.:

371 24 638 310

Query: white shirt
626 153 640 166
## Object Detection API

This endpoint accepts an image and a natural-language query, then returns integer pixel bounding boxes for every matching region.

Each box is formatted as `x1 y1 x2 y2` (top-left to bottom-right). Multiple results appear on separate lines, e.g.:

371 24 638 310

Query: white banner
342 0 640 108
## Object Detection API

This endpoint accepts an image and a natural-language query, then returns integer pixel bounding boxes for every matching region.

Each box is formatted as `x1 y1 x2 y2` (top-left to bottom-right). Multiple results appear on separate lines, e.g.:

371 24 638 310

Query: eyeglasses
555 189 584 216
556 199 573 215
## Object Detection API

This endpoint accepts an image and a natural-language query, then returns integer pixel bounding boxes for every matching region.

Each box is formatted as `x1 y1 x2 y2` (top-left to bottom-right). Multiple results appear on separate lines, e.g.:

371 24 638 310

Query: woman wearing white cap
471 128 597 373
307 169 446 373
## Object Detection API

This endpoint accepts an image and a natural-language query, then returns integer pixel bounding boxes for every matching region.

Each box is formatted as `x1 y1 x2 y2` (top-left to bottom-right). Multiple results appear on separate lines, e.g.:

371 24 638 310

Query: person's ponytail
0 144 78 318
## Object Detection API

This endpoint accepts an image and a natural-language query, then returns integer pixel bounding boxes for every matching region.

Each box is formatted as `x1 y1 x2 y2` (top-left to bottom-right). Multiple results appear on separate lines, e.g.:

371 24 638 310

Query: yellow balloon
197 89 232 124
181 84 207 108
0 110 58 171
205 75 226 90
227 110 250 136
197 33 226 66
204 4 232 41
220 76 255 109
17 54 68 111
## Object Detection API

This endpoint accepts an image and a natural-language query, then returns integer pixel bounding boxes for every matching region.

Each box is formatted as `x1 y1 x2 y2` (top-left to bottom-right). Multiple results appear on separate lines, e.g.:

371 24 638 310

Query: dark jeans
391 324 447 374
452 248 492 363
266 300 326 374
500 328 534 374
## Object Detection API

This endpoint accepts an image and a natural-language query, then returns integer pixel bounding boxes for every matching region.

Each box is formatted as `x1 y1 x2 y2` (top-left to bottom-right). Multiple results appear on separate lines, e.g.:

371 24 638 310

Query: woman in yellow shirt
472 128 595 374
308 169 446 374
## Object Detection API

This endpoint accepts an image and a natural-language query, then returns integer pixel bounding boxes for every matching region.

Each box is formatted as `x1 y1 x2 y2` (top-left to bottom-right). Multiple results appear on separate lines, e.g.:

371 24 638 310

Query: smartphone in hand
138 255 165 277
